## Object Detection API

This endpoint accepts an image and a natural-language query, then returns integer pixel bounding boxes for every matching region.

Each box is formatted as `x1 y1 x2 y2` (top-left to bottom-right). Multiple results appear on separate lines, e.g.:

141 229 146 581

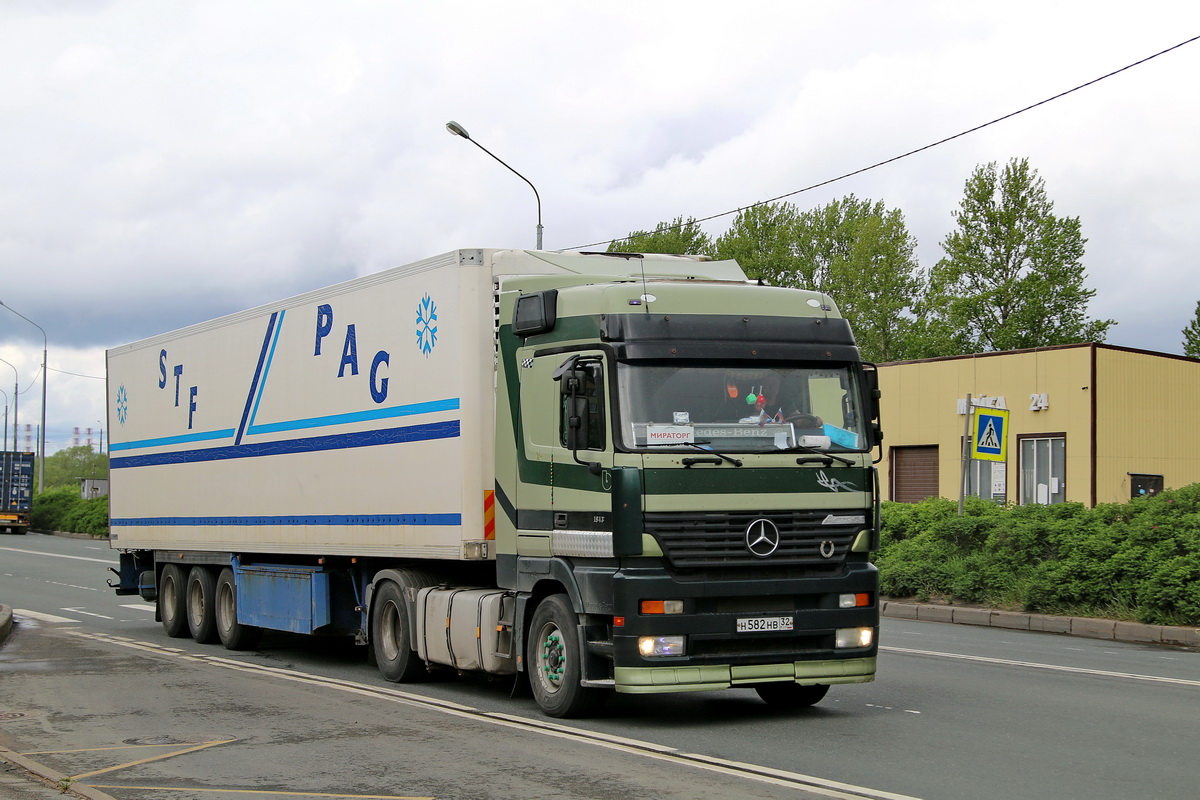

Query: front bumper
606 561 879 688
615 656 876 694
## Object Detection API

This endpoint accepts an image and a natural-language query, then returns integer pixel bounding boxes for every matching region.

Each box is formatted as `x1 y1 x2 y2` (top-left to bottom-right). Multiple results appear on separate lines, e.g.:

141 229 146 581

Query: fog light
638 635 686 657
835 627 874 649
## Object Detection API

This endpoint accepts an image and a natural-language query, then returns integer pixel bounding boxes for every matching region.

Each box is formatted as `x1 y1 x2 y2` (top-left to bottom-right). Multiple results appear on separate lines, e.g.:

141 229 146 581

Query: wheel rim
379 600 401 662
216 583 234 633
162 575 177 618
535 621 566 693
188 579 205 625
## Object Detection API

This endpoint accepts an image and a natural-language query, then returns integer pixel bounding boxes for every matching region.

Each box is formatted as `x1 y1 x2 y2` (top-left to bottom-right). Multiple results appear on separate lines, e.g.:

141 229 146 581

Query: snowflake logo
420 293 444 357
116 384 129 425
415 294 439 357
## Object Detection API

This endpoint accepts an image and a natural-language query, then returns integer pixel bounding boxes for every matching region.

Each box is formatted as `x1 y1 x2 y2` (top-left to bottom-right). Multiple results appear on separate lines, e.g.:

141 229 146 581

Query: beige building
878 343 1200 506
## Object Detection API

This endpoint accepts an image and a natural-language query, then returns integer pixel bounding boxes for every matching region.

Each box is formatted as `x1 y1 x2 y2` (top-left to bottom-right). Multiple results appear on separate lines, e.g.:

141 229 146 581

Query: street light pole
0 357 15 452
1 302 47 494
445 120 543 250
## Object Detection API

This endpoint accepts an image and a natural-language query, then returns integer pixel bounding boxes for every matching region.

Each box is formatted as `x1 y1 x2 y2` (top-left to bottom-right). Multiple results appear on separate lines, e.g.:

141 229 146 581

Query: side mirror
564 395 590 451
553 356 604 476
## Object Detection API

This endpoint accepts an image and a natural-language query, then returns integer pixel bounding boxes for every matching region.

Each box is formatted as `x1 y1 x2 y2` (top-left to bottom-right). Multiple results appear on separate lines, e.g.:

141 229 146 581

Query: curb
0 745 119 800
882 599 1200 647
0 603 12 645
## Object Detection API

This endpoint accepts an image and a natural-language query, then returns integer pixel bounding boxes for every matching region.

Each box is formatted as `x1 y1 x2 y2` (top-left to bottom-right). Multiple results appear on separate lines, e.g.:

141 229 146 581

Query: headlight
835 627 874 649
638 635 686 657
838 593 872 608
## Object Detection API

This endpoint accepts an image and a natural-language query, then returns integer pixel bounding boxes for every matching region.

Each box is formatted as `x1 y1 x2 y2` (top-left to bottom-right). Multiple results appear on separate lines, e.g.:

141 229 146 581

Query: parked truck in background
107 248 882 717
1 451 33 535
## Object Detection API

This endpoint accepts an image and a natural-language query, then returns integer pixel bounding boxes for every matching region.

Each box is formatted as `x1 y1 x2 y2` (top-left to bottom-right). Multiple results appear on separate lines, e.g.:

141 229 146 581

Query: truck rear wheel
371 581 426 682
527 594 607 718
159 564 188 638
754 682 830 708
186 566 219 644
215 567 261 651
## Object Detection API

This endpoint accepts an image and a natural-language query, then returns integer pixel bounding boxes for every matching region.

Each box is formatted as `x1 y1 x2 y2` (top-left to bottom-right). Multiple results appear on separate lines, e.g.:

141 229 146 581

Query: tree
41 445 108 492
1184 302 1200 358
714 202 805 286
791 196 924 363
607 216 713 256
921 158 1114 355
715 198 924 362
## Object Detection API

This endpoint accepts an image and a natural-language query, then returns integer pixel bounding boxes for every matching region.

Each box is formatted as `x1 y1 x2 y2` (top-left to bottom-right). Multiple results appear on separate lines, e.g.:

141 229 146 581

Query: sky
1 1 1199 454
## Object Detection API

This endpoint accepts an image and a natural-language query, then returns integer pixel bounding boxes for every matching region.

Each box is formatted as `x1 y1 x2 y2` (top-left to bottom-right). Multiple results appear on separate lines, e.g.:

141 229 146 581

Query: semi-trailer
107 247 882 717
1 451 33 535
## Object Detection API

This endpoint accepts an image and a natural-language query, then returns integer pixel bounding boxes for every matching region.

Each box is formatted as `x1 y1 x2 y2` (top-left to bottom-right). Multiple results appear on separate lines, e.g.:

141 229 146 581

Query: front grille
644 509 863 579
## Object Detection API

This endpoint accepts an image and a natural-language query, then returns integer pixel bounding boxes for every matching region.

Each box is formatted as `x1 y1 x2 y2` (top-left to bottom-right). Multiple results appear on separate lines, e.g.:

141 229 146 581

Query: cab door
515 348 614 557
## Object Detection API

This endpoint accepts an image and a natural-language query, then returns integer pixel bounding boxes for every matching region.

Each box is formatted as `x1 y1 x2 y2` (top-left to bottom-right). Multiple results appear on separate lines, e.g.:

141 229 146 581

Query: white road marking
13 609 80 624
0 546 117 565
60 607 114 620
882 645 1200 687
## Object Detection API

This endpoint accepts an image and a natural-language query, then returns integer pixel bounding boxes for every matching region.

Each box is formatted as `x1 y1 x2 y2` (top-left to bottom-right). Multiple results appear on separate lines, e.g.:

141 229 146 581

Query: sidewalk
882 598 1200 647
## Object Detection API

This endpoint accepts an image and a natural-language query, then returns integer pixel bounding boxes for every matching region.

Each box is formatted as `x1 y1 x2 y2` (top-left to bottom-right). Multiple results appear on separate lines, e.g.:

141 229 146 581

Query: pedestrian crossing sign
972 409 1008 462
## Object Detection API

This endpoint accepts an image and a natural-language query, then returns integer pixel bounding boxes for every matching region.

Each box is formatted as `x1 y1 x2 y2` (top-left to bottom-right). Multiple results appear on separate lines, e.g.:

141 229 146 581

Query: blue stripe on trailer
109 419 460 468
109 513 462 527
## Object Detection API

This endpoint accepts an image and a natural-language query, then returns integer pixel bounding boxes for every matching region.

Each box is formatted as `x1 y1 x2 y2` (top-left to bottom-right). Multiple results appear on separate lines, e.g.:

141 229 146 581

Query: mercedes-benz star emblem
745 519 781 558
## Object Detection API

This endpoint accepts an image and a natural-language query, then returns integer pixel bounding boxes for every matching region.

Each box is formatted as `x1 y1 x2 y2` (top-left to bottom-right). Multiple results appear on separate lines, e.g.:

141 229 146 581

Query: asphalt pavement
2 532 1197 799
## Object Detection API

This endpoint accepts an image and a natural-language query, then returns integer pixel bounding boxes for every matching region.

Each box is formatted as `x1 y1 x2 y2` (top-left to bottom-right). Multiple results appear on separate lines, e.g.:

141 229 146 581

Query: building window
1019 435 1065 505
1129 473 1164 500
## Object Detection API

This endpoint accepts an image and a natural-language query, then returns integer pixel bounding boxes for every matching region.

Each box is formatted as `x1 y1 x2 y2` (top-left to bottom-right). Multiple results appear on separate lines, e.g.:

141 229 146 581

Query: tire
371 580 426 682
754 682 830 708
159 564 189 638
527 594 607 718
215 567 261 651
186 566 219 644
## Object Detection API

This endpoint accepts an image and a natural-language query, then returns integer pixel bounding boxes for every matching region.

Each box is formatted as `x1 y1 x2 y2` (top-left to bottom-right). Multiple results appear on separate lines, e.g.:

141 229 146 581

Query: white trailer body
108 250 497 559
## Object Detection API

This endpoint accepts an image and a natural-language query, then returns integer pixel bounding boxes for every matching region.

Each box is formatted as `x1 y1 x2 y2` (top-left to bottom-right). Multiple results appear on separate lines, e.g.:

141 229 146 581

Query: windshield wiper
776 443 857 467
645 440 743 467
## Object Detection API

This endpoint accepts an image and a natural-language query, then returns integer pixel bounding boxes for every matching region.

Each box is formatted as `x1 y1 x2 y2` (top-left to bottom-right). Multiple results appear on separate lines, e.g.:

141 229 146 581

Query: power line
570 34 1200 251
48 366 104 380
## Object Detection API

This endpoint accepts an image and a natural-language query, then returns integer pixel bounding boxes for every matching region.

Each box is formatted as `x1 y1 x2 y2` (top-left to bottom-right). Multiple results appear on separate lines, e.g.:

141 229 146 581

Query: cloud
2 1 1200 449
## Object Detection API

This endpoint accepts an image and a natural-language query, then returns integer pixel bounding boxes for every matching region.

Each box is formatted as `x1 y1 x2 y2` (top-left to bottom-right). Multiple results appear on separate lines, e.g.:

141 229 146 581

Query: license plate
736 616 794 633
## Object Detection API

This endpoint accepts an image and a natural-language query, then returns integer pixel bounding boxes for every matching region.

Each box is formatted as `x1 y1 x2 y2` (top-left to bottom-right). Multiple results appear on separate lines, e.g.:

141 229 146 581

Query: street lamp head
445 120 470 140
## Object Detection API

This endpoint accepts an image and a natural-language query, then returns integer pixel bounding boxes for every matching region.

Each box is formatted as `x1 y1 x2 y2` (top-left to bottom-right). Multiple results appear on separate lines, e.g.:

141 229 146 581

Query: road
2 532 1198 800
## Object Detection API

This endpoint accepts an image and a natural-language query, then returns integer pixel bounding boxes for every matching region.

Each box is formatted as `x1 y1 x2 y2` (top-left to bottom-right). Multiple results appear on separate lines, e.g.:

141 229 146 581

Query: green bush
878 487 1200 626
30 487 81 532
31 488 109 537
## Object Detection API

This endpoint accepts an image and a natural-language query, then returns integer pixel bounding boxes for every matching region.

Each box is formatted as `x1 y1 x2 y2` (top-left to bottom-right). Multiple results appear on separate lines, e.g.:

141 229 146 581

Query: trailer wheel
186 566 219 644
159 564 189 638
527 594 607 718
371 581 425 682
753 682 829 708
215 567 261 651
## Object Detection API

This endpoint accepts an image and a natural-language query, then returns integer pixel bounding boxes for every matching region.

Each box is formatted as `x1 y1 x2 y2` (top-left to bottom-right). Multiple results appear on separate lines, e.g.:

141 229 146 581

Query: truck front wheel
527 594 606 718
186 566 219 644
371 581 426 682
215 567 261 651
159 564 188 638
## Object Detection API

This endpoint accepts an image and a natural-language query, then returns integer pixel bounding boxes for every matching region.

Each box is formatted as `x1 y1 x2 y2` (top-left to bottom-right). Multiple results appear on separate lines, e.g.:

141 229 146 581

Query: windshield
617 363 868 453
